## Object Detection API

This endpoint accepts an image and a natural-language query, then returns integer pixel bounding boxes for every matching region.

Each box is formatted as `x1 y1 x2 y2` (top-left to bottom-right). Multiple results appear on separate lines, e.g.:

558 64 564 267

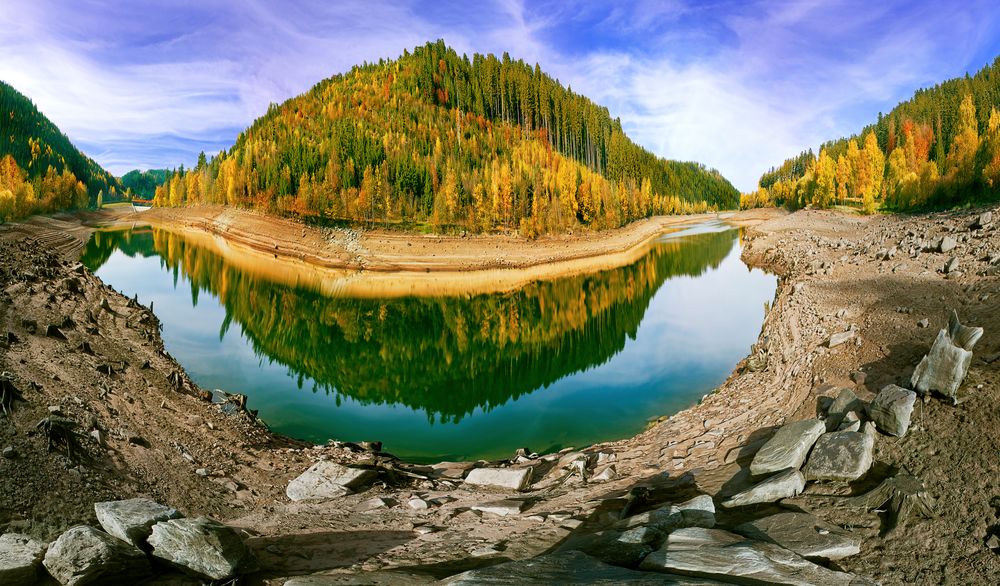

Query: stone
618 494 716 533
2 446 13 459
464 466 532 491
147 517 257 581
971 211 992 229
285 461 377 501
721 468 805 508
407 497 429 510
838 411 861 432
947 309 983 350
911 329 973 403
0 533 47 584
850 371 866 385
471 499 527 517
592 464 617 481
355 497 392 512
827 331 855 348
825 389 864 431
944 257 960 273
735 512 861 561
42 525 152 586
868 385 917 437
94 498 182 549
939 235 957 253
749 418 826 475
802 424 875 482
640 527 873 585
917 318 929 328
559 529 662 568
443 550 713 584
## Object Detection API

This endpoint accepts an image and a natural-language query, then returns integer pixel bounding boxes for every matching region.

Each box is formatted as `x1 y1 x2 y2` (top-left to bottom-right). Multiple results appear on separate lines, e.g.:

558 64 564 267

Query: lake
81 221 776 463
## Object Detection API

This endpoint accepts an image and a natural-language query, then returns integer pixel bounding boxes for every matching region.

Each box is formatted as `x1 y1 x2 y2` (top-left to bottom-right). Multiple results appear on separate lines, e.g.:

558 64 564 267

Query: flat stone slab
639 527 874 585
868 385 916 437
42 525 152 586
617 494 716 533
802 425 875 482
148 517 257 581
721 468 805 508
471 499 527 517
735 512 861 561
826 388 864 431
749 419 826 476
464 467 532 491
0 533 47 584
443 550 726 584
286 461 377 501
94 498 182 549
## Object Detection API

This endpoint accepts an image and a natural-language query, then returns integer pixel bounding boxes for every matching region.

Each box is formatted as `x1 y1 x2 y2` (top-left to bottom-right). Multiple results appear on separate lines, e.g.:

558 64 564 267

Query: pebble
2 446 14 459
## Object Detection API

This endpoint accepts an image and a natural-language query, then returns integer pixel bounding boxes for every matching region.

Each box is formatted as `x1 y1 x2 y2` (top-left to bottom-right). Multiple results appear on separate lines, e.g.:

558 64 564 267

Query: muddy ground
0 204 998 584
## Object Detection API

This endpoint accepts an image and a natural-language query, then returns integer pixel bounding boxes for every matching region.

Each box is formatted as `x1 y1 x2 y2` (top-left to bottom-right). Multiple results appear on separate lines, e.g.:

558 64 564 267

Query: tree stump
844 474 934 536
0 372 23 415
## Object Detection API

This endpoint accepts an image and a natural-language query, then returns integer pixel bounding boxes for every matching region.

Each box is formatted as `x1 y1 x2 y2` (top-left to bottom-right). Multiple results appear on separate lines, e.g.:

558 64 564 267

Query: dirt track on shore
2 204 999 583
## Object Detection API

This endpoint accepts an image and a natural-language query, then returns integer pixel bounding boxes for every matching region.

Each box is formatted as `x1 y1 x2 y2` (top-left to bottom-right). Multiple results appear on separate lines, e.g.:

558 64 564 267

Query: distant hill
121 168 171 198
154 40 738 234
0 81 120 215
750 57 1000 212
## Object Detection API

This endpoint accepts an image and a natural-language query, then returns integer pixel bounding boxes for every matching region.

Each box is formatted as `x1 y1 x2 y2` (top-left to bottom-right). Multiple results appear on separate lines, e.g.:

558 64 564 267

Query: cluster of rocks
0 498 256 584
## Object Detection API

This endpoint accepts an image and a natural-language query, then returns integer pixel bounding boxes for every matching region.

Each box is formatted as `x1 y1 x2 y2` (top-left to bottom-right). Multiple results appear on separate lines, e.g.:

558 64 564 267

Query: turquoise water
81 221 776 462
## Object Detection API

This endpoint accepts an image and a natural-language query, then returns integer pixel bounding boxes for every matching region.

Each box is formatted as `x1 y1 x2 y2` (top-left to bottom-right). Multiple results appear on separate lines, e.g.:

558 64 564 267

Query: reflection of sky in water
91 225 775 462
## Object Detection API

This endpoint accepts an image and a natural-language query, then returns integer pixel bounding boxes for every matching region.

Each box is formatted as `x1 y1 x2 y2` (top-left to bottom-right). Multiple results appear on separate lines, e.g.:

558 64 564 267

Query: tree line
746 57 1000 213
152 40 738 235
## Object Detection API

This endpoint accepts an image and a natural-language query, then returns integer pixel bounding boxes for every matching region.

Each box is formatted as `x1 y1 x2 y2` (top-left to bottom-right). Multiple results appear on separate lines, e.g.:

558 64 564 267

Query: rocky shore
1 204 999 584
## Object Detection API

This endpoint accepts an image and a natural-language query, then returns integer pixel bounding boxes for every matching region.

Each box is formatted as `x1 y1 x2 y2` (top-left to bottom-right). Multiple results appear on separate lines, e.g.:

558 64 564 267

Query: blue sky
3 0 1000 191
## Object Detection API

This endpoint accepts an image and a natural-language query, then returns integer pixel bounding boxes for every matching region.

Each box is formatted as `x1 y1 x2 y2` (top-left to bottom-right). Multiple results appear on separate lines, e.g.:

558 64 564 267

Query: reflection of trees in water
82 227 736 422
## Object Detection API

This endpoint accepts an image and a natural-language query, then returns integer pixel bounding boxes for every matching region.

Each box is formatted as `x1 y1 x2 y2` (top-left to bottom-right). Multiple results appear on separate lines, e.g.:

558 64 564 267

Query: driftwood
844 474 934 536
1 372 24 415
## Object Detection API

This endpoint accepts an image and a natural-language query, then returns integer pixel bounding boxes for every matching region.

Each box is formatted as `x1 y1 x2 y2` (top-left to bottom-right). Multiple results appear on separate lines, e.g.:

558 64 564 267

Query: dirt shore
1 204 998 584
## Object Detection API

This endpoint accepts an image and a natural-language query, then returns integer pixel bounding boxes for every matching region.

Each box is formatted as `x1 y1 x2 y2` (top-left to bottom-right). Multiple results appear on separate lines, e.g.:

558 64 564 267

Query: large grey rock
721 468 805 508
911 329 973 402
42 526 152 586
442 550 723 584
286 461 377 501
471 499 527 517
825 388 864 431
148 517 257 580
947 309 983 351
938 235 957 253
559 528 662 568
94 498 182 549
464 467 532 491
734 512 861 561
827 331 855 348
639 527 874 585
868 385 917 437
0 533 47 584
802 424 875 482
749 419 826 475
617 494 716 533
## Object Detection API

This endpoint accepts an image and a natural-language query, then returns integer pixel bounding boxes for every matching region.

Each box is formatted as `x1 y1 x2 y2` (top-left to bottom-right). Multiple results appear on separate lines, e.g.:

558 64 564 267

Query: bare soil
0 204 997 584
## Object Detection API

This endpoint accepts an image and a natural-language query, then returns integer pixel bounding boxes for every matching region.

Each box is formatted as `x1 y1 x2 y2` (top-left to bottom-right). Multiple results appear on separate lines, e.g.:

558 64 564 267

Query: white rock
721 468 806 508
94 498 182 549
471 499 527 517
464 467 532 491
43 526 152 586
750 419 826 475
286 461 377 501
802 425 875 482
148 517 257 581
868 385 917 437
0 533 47 584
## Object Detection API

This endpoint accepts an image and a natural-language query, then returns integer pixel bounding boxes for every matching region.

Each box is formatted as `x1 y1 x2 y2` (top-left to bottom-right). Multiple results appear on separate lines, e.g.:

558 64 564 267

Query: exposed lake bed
2 205 999 583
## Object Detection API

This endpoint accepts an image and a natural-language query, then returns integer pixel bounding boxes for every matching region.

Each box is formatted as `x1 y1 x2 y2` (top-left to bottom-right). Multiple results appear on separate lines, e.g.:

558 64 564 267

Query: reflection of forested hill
83 227 736 421
80 228 159 268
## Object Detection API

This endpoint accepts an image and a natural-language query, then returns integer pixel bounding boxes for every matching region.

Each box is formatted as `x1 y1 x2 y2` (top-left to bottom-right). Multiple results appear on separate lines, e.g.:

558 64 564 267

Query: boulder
802 424 875 482
559 528 662 568
471 499 527 517
42 526 152 586
938 235 957 253
910 329 973 403
868 385 917 437
94 498 182 549
464 467 532 491
825 388 864 431
944 257 960 273
827 331 855 348
286 461 377 501
442 550 715 584
734 512 861 561
947 309 983 351
721 468 805 508
640 527 873 585
749 418 826 475
148 517 256 580
617 494 716 533
970 211 992 229
0 533 47 584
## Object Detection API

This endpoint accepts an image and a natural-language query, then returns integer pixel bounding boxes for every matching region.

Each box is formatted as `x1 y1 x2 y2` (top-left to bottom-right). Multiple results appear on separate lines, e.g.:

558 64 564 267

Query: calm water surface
81 221 776 462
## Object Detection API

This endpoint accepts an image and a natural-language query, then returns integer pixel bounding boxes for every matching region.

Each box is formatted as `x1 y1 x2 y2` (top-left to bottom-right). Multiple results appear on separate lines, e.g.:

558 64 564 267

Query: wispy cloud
1 0 999 189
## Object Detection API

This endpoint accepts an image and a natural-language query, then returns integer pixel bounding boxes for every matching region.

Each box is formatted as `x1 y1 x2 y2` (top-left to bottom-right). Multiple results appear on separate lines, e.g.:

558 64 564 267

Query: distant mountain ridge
152 40 738 234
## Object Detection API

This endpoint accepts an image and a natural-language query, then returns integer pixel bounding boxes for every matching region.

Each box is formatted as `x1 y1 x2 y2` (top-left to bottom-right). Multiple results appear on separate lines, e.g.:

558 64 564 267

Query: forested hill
0 81 120 202
154 40 738 234
749 57 1000 213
